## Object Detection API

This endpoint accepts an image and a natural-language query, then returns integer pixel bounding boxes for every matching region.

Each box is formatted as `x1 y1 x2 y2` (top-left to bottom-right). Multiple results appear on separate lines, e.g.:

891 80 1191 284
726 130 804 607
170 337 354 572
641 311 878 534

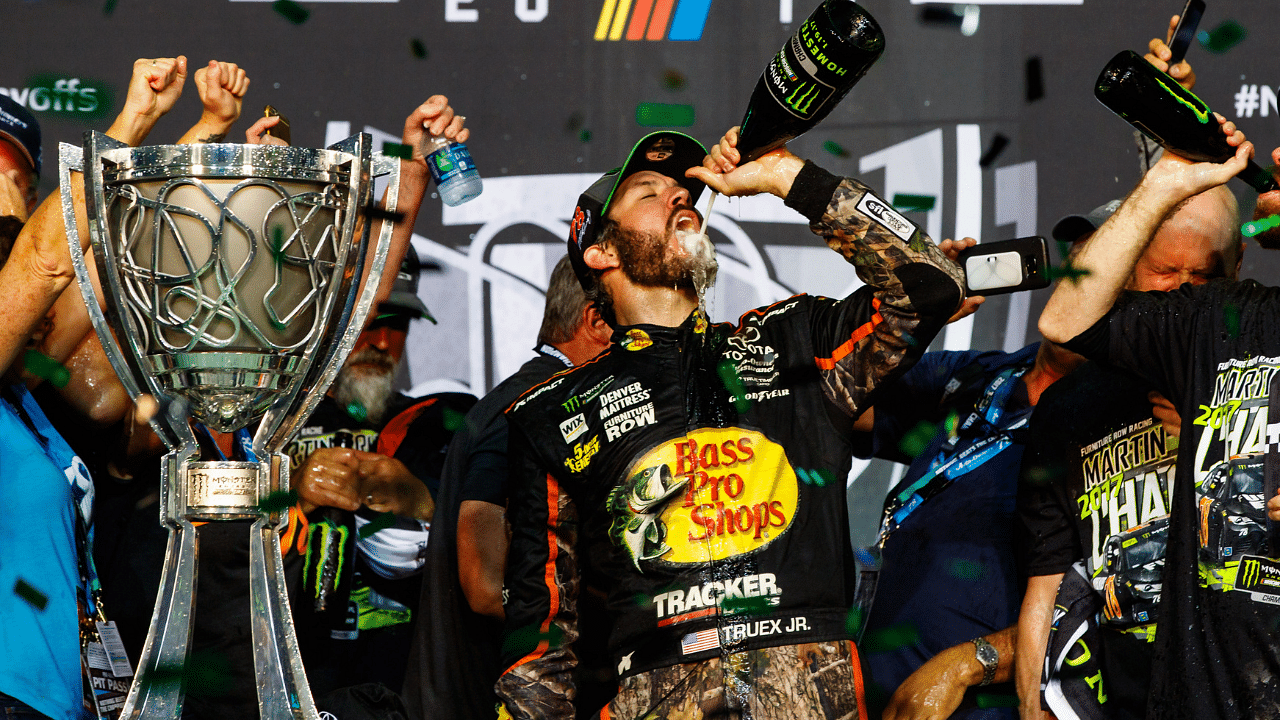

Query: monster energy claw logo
786 82 819 115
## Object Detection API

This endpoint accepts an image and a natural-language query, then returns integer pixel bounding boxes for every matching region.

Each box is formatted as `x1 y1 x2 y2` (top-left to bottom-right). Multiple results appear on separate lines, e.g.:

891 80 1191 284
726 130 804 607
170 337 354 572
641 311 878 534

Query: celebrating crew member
495 126 965 719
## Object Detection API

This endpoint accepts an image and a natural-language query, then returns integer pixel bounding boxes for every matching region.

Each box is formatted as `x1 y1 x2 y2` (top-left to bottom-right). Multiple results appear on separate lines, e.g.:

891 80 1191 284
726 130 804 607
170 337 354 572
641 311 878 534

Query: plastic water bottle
422 135 483 206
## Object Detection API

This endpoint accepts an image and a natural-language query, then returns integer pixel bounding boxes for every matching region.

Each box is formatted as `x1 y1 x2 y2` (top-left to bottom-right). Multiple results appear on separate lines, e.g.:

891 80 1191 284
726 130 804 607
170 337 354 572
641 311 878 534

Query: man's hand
1145 14 1196 90
295 447 365 514
1148 390 1181 438
1145 115 1250 199
686 126 806 199
938 237 985 323
357 454 435 521
106 56 188 146
192 60 249 137
244 115 290 146
0 171 28 222
882 643 975 720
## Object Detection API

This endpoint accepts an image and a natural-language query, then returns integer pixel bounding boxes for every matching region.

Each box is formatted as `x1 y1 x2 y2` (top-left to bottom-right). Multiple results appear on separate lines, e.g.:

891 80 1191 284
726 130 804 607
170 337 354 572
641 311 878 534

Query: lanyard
876 364 1031 547
538 343 574 369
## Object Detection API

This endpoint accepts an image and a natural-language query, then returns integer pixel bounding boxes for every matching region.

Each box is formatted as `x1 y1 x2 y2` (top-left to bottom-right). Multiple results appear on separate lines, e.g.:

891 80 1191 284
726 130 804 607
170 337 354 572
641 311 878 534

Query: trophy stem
120 519 198 720
249 518 318 719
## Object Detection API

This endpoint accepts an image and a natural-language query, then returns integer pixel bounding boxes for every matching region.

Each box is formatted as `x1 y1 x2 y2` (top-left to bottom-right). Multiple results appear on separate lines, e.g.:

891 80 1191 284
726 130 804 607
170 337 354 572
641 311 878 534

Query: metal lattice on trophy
59 131 400 719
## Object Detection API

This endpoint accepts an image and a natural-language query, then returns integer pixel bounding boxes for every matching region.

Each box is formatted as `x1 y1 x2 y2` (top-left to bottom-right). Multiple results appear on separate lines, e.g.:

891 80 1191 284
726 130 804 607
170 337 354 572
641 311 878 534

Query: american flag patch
680 628 720 655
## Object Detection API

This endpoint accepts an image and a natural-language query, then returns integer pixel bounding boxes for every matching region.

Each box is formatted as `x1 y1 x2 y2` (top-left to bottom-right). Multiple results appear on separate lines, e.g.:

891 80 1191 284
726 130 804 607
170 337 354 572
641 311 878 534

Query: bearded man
494 128 965 720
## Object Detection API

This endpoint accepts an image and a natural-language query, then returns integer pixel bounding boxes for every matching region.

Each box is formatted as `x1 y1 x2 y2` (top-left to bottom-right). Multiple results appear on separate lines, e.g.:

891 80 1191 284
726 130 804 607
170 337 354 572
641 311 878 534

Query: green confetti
661 70 687 91
141 649 233 698
1225 303 1241 338
1197 20 1246 54
635 103 695 128
13 578 48 611
948 558 986 581
1047 259 1092 284
579 129 593 143
844 606 865 636
345 401 368 422
23 349 70 388
358 511 396 539
721 594 773 617
796 468 834 487
103 0 118 15
823 140 850 158
381 141 413 160
943 409 960 437
1243 214 1280 238
500 623 565 658
716 359 750 413
1025 462 1065 486
564 112 584 133
257 489 299 513
273 0 310 24
860 622 919 653
410 39 428 59
442 407 466 432
975 693 1019 709
897 420 938 459
892 193 936 212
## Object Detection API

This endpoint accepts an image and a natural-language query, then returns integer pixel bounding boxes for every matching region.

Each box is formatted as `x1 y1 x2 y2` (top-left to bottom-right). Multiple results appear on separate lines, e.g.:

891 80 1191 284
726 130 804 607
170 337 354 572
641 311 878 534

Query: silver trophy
59 131 400 719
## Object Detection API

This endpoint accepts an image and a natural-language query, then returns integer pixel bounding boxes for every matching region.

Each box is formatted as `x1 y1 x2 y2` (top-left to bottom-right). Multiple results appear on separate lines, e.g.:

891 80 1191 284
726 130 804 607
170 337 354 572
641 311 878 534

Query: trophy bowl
60 131 400 719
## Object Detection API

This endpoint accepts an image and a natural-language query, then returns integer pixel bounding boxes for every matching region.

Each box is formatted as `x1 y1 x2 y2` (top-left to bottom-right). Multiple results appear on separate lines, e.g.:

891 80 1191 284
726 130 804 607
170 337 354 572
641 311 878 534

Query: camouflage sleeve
495 426 580 720
784 161 966 416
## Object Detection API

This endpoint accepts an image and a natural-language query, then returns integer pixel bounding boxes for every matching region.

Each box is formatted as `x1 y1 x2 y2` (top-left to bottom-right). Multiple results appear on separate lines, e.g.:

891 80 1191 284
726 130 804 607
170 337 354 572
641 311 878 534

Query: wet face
605 171 715 289
345 323 407 377
1129 191 1240 292
0 139 36 216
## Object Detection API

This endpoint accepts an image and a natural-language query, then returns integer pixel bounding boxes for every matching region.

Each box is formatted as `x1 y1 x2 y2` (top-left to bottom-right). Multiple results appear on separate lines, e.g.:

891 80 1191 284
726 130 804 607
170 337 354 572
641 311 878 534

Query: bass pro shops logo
606 427 798 571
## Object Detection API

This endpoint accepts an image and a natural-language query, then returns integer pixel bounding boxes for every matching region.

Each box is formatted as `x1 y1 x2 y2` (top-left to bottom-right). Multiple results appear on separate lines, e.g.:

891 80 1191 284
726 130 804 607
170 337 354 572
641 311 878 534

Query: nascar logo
595 0 712 41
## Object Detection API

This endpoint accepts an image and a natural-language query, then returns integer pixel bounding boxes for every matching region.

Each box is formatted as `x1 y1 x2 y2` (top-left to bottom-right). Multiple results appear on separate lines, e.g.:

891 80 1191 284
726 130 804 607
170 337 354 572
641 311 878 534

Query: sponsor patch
562 375 615 413
564 435 601 473
653 572 782 626
1235 555 1280 603
680 628 720 655
560 413 587 443
623 329 653 351
856 193 916 242
606 402 656 441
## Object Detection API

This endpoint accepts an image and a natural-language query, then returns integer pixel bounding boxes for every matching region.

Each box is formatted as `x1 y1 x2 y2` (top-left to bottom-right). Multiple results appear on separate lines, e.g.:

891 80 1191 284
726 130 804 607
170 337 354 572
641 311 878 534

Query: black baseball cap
1051 199 1122 244
0 95 41 178
378 249 435 324
566 131 708 288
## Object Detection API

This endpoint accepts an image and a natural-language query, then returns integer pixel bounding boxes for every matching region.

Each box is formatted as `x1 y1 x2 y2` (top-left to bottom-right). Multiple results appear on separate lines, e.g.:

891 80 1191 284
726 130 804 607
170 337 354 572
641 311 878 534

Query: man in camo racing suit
495 127 967 720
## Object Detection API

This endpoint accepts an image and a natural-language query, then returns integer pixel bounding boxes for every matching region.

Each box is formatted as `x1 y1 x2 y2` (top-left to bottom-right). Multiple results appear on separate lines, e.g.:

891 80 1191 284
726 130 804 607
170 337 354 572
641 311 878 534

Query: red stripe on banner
626 0 655 40
506 472 563 672
656 606 717 627
646 0 676 40
815 298 883 370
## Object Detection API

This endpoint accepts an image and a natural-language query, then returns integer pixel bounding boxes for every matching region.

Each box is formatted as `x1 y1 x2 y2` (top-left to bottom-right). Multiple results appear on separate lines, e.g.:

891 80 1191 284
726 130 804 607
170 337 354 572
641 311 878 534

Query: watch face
976 642 999 666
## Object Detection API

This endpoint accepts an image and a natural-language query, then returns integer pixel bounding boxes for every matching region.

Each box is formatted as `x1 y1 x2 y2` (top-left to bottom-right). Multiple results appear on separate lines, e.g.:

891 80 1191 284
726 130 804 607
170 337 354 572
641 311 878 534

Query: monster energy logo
304 518 350 599
1156 76 1211 123
1240 557 1263 588
786 83 819 115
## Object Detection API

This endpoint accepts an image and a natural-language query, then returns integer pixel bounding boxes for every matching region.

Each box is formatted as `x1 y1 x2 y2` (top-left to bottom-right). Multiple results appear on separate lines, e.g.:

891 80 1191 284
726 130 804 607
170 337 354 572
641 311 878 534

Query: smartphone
1168 0 1206 65
264 105 292 144
957 236 1050 296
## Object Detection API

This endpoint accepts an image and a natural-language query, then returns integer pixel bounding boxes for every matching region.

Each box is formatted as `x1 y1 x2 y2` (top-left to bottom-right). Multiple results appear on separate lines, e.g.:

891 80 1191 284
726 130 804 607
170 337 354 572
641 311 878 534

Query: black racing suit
497 161 966 720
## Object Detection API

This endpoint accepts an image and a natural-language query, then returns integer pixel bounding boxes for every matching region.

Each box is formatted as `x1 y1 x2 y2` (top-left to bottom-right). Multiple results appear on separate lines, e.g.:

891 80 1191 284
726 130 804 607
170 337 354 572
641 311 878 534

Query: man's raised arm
1039 117 1250 345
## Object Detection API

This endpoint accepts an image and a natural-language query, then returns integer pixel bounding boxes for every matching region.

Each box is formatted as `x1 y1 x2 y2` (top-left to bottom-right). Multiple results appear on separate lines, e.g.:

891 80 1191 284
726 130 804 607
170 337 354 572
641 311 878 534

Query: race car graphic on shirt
1189 356 1280 597
606 427 799 571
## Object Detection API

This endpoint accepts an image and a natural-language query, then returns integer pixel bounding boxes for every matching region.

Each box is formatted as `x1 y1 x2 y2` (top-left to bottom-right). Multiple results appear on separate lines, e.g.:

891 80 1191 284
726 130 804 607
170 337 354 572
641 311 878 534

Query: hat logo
571 206 591 247
645 137 676 162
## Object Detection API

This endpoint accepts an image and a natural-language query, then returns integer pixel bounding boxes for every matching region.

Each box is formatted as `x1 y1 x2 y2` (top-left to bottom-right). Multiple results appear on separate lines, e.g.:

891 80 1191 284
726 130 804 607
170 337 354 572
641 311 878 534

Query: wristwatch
972 636 998 686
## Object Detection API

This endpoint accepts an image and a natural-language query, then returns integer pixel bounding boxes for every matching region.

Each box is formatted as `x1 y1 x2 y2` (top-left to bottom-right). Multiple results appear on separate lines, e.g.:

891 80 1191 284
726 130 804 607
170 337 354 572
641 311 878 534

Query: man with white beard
280 252 477 695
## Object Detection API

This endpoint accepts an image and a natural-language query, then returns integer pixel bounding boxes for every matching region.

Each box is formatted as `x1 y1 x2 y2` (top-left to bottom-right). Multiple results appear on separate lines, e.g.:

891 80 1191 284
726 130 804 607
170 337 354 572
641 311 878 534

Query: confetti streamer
635 103 695 128
1242 214 1280 237
103 0 119 15
716 360 750 413
1025 57 1044 102
897 420 938 459
258 489 299 513
1224 303 1240 338
273 0 310 24
860 622 919 653
579 129 593 143
1047 259 1091 284
381 141 413 160
1197 20 1246 54
892 194 936 212
13 578 48 611
721 595 773 617
142 650 233 697
442 407 466 432
948 558 985 580
345 402 368 422
823 140 850 158
978 134 1009 168
662 70 687 91
23 349 70 388
410 39 428 59
358 511 396 539
975 693 1019 708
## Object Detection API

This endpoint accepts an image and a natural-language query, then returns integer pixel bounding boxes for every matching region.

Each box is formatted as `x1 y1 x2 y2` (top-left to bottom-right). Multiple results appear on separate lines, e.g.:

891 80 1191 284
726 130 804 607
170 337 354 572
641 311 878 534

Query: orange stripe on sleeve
505 472 564 672
849 640 869 720
815 297 883 370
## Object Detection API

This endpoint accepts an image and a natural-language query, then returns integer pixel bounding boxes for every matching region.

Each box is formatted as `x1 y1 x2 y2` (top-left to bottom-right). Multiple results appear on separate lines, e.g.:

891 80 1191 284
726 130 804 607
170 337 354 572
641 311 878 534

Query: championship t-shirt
1017 362 1177 719
1064 279 1280 720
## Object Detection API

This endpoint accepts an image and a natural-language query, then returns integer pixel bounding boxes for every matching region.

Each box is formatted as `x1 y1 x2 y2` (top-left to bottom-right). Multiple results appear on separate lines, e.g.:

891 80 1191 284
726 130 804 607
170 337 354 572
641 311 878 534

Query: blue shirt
858 345 1039 719
0 384 92 720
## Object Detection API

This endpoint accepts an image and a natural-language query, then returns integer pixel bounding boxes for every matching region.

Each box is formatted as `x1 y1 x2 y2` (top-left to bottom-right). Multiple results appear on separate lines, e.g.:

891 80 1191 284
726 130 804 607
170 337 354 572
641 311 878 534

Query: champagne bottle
1095 50 1278 193
736 0 885 162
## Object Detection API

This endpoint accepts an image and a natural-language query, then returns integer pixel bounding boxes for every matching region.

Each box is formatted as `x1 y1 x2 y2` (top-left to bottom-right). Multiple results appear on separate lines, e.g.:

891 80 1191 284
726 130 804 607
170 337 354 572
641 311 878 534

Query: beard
613 207 718 291
333 347 397 425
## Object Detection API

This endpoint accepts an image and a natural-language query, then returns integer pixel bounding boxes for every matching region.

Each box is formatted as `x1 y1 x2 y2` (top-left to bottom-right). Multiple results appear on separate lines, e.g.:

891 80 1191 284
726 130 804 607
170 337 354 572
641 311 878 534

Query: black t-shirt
1064 279 1280 720
1017 361 1177 719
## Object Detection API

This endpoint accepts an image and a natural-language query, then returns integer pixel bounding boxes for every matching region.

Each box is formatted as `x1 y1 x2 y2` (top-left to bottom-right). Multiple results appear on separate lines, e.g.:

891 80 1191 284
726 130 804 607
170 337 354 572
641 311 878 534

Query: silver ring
365 494 375 504
457 115 466 123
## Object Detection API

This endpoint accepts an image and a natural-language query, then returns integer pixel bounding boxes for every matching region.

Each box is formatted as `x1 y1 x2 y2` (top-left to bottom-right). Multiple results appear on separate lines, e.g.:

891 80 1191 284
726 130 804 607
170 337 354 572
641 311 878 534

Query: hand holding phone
957 236 1050 296
1168 0 1205 65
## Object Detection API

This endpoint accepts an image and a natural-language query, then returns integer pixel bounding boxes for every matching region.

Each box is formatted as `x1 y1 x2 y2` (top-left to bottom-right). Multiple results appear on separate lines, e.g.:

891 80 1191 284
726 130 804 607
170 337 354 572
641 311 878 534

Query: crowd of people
2 12 1280 720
